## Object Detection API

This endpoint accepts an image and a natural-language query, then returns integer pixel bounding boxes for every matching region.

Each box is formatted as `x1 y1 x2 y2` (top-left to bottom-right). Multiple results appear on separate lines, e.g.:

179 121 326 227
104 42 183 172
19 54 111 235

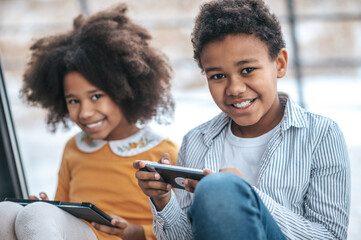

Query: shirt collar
279 92 308 130
75 127 165 157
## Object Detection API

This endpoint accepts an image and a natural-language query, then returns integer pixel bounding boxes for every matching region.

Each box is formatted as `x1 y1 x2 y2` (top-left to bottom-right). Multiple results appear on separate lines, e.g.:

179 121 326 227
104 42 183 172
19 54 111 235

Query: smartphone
140 161 204 189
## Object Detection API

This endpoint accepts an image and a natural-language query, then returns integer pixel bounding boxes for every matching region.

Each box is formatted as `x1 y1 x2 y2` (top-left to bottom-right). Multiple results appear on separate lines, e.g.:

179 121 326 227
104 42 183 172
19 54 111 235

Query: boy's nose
226 77 246 96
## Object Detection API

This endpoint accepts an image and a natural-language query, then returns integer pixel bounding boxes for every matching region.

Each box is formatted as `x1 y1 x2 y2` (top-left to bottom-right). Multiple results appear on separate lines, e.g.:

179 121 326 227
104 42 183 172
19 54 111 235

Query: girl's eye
210 74 225 80
241 68 255 74
67 99 79 104
91 94 103 101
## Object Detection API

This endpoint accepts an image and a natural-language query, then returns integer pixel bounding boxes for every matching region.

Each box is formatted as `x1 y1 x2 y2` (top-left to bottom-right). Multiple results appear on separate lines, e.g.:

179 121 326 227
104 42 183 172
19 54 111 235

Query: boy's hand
133 154 172 211
220 168 243 178
92 215 145 240
29 192 49 200
184 168 243 193
184 168 213 193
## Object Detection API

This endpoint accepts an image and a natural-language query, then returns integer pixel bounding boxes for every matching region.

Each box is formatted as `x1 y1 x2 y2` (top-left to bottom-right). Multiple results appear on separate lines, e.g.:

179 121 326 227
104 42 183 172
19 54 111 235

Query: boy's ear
276 48 288 78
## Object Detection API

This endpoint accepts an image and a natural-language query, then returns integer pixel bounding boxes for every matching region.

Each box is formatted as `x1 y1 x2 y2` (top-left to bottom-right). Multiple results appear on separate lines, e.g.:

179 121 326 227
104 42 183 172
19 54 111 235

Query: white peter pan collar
75 127 165 157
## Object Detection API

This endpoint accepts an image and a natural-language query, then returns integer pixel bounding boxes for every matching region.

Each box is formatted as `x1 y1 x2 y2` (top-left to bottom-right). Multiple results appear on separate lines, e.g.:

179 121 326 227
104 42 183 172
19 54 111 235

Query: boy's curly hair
21 4 174 131
192 0 285 70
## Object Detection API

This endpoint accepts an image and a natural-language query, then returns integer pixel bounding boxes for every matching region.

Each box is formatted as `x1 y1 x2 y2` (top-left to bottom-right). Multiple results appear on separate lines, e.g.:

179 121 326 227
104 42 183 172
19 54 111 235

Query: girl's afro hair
21 3 174 131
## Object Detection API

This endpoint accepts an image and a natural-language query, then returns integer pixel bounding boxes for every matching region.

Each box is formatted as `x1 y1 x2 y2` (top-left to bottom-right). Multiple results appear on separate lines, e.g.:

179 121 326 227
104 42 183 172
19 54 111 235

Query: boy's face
63 71 137 141
200 34 288 137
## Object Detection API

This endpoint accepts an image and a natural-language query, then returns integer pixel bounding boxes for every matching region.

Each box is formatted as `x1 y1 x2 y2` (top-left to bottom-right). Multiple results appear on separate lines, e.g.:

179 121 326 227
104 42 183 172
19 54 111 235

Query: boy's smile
200 34 288 138
63 72 138 141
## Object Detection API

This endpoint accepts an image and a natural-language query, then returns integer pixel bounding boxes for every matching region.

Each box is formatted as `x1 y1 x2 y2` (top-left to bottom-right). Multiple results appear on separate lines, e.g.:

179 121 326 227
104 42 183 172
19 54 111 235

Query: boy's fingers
146 181 171 191
135 170 161 181
219 168 243 178
203 168 214 176
184 179 198 192
138 178 171 192
159 153 171 164
185 185 195 193
133 160 146 169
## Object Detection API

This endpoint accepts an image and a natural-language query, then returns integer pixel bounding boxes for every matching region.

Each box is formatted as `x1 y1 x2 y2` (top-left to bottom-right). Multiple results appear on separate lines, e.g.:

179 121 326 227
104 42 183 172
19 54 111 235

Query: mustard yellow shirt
54 127 178 240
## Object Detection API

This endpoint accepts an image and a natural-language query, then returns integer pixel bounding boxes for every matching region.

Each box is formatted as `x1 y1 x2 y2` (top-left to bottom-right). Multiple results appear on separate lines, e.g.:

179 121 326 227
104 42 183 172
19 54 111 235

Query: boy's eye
241 68 255 74
210 74 225 80
91 94 103 101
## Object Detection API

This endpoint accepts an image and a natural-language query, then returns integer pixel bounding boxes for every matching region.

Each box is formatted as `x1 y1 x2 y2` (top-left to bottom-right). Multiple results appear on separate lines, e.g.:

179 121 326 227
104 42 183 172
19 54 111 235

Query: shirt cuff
149 190 181 229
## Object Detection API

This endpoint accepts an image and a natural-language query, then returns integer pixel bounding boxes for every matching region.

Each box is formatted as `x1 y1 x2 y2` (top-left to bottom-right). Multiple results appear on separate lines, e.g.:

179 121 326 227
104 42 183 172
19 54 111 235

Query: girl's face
63 72 138 140
200 34 288 138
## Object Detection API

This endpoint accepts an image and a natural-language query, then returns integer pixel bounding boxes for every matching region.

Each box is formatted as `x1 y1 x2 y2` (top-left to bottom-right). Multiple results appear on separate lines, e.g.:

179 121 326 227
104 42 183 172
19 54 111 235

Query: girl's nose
79 102 94 120
225 77 246 96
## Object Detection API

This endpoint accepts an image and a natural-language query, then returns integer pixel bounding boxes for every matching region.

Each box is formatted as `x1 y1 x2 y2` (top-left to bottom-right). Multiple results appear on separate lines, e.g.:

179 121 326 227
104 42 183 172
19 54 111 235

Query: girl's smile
82 118 105 132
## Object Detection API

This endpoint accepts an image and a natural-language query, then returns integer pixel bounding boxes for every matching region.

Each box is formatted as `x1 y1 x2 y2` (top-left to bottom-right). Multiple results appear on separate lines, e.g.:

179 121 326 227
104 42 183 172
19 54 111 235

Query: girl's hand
92 215 145 240
220 168 243 178
133 154 173 211
184 168 214 193
29 192 49 200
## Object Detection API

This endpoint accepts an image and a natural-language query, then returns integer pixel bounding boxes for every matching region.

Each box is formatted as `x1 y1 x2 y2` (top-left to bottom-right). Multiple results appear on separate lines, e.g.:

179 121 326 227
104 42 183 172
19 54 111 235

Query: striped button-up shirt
150 93 350 240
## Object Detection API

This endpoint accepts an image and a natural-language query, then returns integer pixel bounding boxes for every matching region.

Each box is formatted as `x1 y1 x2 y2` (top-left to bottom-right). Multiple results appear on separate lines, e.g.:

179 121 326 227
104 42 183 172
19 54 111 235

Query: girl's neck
105 124 140 141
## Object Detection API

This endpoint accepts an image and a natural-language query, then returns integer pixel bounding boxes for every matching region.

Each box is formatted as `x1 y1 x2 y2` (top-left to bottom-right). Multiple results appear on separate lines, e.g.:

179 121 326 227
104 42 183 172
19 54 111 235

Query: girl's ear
276 48 288 78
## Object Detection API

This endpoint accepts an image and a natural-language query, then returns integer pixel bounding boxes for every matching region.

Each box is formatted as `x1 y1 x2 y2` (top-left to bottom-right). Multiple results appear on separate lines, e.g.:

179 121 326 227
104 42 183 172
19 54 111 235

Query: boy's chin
231 118 259 128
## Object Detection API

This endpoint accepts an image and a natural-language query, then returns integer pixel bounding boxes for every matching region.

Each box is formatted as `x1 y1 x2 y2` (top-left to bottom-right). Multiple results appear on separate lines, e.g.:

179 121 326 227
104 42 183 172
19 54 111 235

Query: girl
0 3 178 240
134 0 350 239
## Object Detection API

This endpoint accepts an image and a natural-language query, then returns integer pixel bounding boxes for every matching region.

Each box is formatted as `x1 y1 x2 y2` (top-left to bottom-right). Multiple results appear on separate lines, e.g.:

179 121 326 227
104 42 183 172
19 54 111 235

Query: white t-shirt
221 121 280 186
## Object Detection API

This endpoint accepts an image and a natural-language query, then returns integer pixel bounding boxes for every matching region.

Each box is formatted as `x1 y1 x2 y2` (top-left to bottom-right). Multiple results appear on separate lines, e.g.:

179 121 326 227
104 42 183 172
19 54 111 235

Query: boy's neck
231 101 285 138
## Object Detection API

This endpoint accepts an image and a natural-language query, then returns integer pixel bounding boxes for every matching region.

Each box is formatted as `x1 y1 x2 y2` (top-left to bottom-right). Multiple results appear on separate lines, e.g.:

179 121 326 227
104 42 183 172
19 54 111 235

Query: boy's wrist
151 192 171 211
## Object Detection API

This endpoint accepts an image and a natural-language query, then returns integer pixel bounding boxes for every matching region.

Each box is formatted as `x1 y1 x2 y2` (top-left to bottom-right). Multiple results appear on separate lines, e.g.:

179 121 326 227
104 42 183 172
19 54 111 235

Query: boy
134 0 350 239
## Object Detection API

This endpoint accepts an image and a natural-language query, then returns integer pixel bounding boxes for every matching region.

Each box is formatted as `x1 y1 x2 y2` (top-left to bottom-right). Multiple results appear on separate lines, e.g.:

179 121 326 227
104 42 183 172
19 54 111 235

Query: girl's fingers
109 215 128 229
29 192 49 200
39 192 49 200
28 195 39 200
91 222 123 235
92 215 131 238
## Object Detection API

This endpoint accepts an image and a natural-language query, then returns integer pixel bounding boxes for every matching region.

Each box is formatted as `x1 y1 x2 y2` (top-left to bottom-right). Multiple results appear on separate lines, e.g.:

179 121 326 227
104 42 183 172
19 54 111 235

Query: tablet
3 198 115 227
141 162 204 189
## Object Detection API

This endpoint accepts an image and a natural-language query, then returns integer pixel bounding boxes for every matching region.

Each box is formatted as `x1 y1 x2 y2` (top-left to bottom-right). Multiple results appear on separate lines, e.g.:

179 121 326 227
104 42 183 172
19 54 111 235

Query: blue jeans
188 172 286 240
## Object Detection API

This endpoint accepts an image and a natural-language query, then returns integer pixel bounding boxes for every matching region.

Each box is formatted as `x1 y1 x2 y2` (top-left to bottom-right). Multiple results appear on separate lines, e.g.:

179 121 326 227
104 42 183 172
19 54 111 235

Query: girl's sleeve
141 224 156 240
257 122 350 240
166 139 179 165
54 142 72 202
